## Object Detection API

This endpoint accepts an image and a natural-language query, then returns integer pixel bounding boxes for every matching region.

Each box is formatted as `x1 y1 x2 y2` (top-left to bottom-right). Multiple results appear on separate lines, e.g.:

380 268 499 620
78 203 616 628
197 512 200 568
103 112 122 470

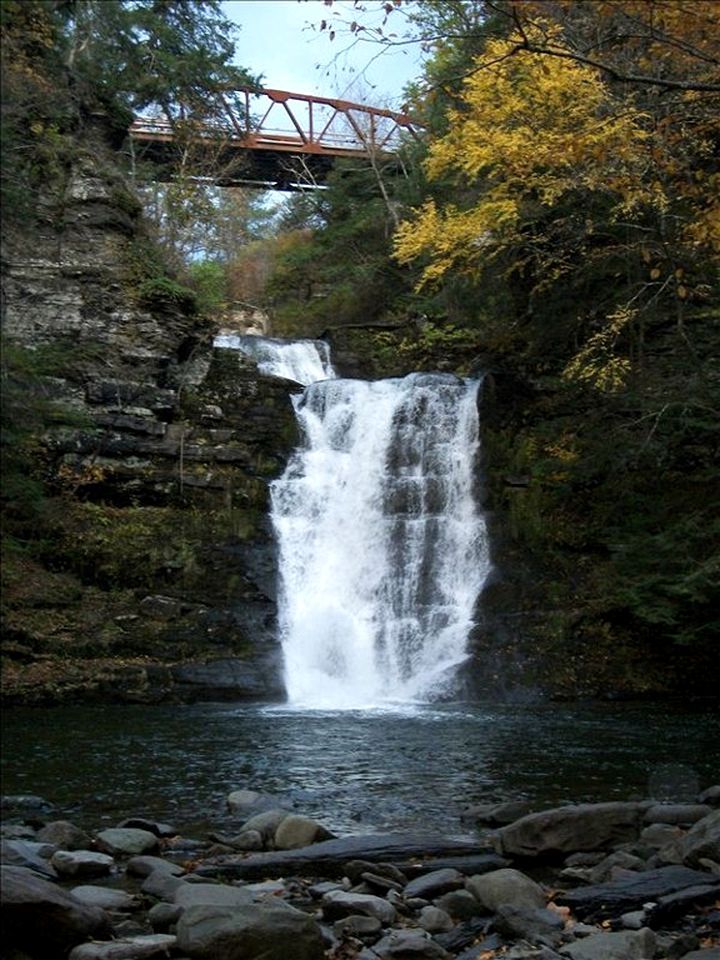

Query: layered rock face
1 129 297 704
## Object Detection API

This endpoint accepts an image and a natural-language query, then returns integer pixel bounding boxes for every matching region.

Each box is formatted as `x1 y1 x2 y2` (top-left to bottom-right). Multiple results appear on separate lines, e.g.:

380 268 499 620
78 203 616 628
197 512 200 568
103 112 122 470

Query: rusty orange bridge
129 88 422 189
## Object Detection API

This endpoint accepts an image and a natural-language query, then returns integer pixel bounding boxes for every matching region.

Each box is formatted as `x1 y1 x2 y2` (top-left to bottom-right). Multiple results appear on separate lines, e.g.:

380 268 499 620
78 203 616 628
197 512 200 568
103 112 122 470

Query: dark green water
1 701 718 837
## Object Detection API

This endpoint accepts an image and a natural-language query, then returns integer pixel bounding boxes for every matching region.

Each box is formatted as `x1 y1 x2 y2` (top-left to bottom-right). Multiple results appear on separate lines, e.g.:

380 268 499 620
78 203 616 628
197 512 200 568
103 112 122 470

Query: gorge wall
1 126 298 704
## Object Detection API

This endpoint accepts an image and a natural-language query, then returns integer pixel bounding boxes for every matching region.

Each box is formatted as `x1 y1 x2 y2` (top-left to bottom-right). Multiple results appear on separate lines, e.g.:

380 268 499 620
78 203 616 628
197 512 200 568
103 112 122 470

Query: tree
393 3 719 388
54 0 259 120
0 0 259 220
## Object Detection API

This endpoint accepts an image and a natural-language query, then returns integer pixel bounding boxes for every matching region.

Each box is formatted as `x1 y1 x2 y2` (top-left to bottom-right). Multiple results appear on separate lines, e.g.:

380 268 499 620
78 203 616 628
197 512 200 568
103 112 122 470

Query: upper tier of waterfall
214 333 334 385
217 335 490 709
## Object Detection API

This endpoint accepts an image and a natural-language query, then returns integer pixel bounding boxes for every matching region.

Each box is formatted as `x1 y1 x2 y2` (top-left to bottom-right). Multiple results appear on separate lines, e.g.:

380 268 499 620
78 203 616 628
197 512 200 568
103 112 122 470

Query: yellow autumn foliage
562 306 637 392
394 23 654 285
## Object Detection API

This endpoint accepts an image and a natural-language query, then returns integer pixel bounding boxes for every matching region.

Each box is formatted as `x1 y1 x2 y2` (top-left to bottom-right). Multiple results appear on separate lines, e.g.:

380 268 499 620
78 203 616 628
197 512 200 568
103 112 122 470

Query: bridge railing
129 87 422 159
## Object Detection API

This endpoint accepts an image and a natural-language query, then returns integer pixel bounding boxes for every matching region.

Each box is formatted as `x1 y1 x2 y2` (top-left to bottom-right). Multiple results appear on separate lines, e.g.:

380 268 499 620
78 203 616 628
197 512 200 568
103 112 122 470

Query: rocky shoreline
2 787 719 959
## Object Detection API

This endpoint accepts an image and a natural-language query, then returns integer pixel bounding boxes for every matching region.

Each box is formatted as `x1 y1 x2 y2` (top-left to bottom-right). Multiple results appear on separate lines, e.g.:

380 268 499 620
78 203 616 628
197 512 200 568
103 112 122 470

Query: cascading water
214 333 334 385
219 335 490 708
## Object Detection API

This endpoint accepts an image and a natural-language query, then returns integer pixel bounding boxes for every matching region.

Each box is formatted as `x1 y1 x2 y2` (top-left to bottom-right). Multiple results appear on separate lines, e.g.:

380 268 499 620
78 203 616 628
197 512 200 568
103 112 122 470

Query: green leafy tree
0 0 259 219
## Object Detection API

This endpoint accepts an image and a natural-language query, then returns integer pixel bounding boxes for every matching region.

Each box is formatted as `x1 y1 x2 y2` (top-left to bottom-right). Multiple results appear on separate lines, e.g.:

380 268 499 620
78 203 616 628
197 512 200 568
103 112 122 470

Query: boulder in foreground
175 901 325 960
496 802 648 858
1 864 111 957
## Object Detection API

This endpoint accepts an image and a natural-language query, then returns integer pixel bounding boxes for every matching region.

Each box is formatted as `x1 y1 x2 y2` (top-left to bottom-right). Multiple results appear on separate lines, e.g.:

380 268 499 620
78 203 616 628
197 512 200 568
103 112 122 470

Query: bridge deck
129 87 421 188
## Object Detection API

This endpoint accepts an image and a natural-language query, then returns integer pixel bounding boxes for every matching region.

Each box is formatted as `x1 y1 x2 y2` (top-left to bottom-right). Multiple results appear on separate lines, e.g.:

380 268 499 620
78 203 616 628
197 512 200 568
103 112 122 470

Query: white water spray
219 336 490 708
214 333 334 385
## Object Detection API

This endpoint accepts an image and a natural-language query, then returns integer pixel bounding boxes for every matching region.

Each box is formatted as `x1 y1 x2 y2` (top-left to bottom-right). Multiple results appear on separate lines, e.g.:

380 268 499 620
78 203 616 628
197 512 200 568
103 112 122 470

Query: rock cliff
1 126 296 704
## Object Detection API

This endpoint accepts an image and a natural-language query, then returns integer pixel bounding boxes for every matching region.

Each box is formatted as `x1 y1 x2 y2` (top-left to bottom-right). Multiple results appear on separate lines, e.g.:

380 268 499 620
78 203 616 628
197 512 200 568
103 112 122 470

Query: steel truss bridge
129 87 422 190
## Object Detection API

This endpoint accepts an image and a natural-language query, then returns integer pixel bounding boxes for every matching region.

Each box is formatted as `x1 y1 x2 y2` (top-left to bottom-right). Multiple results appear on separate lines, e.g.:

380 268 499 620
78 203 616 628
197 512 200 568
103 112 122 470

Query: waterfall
219 335 490 708
214 333 334 385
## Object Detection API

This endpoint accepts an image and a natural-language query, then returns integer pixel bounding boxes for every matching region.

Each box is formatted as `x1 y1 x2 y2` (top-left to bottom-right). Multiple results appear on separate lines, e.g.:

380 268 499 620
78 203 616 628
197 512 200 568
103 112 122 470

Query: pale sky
223 0 424 110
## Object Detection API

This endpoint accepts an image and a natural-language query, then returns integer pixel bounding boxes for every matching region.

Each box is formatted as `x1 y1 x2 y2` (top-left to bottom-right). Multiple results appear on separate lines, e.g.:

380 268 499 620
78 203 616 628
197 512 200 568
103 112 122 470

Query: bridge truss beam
129 87 422 190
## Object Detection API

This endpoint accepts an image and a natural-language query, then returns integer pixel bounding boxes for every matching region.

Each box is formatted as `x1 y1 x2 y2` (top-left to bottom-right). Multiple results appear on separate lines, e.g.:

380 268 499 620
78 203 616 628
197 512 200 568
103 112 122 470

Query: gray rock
434 888 486 920
405 895 430 910
404 868 465 900
274 814 334 850
500 948 564 960
559 927 655 959
640 823 683 848
173 882 252 909
36 820 93 851
461 800 532 825
333 914 382 940
111 919 148 939
467 868 546 912
240 808 290 843
345 860 408 886
588 850 646 883
322 889 397 924
679 951 720 960
1 864 111 956
645 879 720 925
191 833 488 881
116 818 177 839
1 824 36 840
1 838 57 878
175 901 325 959
619 910 646 930
226 829 264 851
564 852 606 867
698 785 720 807
559 866 593 884
419 905 454 933
361 870 405 893
70 885 137 910
51 849 115 878
310 879 346 898
67 934 177 959
125 855 184 879
434 917 492 954
555 865 720 919
371 928 451 958
172 657 285 702
244 878 287 899
141 870 186 900
147 901 183 930
496 803 647 858
677 809 720 866
494 904 565 947
644 804 712 825
96 828 159 856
